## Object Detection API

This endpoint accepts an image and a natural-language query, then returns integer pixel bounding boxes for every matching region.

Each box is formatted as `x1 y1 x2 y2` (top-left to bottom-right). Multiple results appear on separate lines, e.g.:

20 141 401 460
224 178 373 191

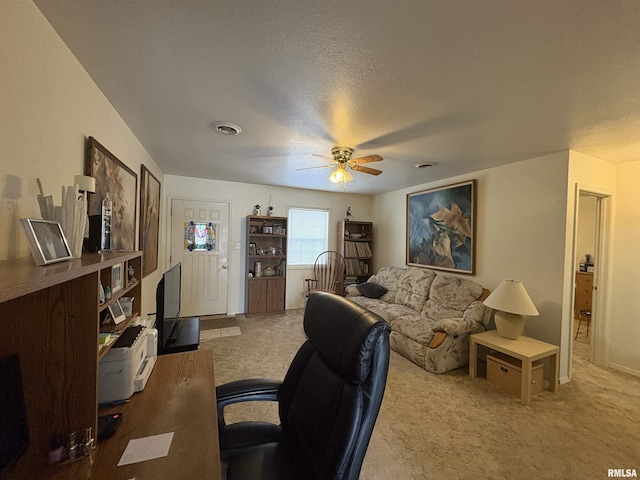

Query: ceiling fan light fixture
211 122 242 135
329 164 353 189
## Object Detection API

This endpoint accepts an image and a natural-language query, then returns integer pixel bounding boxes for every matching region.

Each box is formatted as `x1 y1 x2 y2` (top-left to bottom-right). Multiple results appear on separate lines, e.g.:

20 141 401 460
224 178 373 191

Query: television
155 262 182 354
0 354 30 477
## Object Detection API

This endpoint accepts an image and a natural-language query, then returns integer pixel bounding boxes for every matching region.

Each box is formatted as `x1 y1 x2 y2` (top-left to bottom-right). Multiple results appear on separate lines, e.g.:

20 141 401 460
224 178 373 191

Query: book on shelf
345 259 370 276
344 241 371 258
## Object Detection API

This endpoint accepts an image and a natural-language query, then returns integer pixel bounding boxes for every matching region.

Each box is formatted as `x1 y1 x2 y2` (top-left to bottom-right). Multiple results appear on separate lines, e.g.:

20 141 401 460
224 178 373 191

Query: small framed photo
108 299 127 325
112 263 124 293
19 218 73 265
249 243 257 255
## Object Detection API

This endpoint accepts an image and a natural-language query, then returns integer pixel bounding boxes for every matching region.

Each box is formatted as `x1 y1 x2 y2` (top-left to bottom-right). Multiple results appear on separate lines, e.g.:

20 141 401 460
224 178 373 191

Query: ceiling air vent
415 162 435 169
211 122 242 135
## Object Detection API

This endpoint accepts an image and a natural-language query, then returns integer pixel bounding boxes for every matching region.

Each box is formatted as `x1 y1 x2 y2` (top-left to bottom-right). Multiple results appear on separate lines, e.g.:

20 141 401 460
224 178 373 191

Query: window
288 207 329 265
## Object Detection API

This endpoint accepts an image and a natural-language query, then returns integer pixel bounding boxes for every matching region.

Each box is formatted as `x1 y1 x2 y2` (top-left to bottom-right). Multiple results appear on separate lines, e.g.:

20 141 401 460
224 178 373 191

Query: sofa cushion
421 274 483 320
356 282 388 299
394 268 436 313
368 266 405 303
347 297 416 325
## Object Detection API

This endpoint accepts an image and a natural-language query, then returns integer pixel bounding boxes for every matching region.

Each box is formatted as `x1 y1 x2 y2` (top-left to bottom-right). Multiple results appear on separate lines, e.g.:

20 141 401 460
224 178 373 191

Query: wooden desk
51 350 220 479
469 330 559 406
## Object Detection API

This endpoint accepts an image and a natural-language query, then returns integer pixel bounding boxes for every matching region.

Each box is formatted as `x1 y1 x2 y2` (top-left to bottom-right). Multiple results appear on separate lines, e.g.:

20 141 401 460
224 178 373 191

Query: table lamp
483 280 539 339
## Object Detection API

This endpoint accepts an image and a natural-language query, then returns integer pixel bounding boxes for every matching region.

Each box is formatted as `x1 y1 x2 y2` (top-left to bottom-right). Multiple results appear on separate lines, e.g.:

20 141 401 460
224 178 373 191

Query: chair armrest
216 378 281 427
344 284 361 297
305 278 319 294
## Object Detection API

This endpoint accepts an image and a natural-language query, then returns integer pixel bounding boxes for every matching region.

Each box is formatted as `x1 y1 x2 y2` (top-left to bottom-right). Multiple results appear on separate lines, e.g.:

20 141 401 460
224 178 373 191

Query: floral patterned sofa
345 266 489 373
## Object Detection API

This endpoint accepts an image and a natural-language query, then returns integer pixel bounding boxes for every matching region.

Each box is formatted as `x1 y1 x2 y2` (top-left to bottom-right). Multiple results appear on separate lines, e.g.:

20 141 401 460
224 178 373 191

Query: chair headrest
304 292 390 384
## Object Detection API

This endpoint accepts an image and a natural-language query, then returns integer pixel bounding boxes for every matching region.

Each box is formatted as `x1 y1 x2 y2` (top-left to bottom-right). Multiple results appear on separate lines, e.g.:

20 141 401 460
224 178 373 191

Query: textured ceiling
34 0 640 195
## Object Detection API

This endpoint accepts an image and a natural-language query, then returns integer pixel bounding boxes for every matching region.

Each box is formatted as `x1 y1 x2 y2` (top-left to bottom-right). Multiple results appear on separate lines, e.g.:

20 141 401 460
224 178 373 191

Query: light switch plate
233 242 241 250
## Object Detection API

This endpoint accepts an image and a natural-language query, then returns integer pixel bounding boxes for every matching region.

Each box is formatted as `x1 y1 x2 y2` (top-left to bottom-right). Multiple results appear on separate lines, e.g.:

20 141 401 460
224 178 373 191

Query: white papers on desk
117 432 174 466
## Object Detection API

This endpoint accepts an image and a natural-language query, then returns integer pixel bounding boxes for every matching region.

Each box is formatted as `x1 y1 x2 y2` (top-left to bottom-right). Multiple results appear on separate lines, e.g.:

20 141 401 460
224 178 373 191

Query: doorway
571 188 611 371
169 199 229 317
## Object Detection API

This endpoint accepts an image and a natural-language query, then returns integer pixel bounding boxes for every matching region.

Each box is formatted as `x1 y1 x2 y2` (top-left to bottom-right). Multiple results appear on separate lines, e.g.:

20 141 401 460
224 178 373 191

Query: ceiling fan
297 147 383 189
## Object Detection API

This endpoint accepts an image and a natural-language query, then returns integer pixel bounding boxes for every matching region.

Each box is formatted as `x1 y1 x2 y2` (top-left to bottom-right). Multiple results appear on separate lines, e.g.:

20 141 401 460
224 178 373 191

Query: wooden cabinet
574 272 593 318
337 220 374 292
245 216 287 316
0 251 142 479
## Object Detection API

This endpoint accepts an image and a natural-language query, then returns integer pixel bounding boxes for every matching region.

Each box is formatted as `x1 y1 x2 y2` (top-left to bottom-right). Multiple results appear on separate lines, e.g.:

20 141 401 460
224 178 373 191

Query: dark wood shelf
0 251 143 478
246 215 287 316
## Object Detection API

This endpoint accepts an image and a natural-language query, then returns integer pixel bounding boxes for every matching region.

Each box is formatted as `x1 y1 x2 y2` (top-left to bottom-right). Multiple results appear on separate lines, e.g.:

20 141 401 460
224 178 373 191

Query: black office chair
216 292 391 480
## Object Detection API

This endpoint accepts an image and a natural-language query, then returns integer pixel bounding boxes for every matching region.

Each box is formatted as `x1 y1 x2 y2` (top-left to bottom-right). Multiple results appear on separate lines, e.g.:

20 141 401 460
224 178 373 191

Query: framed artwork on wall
406 179 477 274
86 137 137 251
139 164 161 277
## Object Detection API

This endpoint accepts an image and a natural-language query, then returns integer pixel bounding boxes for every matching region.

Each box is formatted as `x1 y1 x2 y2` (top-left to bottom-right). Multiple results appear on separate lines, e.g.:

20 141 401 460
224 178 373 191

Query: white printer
98 324 157 404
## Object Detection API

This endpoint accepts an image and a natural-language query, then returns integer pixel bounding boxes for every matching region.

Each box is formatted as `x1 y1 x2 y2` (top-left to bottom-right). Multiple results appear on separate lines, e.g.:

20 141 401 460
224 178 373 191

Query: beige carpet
200 309 640 479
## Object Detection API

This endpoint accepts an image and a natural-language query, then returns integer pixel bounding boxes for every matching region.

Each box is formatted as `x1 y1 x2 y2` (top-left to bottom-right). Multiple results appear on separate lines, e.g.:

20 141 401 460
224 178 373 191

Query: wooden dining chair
305 251 346 296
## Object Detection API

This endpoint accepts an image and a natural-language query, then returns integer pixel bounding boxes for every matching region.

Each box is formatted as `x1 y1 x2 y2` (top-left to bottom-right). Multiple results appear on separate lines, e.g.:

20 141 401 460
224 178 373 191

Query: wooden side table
469 330 559 406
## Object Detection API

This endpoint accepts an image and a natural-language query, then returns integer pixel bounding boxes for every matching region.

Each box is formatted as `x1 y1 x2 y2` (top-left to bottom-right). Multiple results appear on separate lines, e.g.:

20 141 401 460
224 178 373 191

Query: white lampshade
484 280 538 339
74 175 96 193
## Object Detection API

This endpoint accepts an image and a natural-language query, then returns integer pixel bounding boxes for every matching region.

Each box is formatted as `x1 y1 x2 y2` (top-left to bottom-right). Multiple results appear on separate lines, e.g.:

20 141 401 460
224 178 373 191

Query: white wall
163 175 373 314
0 0 164 317
373 152 572 375
610 160 640 374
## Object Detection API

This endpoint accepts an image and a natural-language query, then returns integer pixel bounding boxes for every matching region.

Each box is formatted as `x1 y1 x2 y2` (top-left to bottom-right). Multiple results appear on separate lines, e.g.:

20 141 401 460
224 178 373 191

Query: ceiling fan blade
350 154 383 164
312 153 332 160
296 164 333 171
350 165 383 176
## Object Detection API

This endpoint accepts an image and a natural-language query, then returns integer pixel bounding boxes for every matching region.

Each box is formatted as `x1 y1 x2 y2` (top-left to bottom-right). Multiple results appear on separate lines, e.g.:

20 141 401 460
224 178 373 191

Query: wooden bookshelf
0 251 142 478
337 220 374 292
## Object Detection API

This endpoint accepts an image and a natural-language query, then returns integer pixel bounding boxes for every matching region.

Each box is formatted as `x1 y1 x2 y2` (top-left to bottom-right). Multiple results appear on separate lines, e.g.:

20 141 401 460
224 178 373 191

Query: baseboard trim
608 362 640 378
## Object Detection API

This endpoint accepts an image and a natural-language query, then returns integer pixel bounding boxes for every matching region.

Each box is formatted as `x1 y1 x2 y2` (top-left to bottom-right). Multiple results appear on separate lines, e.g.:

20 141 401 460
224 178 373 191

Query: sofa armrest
344 284 362 297
428 331 448 349
431 316 484 337
463 300 487 325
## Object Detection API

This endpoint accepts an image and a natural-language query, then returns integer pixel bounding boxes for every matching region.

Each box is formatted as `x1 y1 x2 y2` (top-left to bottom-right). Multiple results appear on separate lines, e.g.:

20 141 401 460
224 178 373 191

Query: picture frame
108 299 127 325
249 243 257 255
86 137 137 251
406 179 477 274
139 164 161 277
19 218 73 265
112 263 124 293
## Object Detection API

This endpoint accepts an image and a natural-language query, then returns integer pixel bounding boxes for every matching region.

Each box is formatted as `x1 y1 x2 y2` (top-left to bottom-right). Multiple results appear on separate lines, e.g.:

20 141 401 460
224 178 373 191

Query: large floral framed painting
86 137 137 251
406 180 476 274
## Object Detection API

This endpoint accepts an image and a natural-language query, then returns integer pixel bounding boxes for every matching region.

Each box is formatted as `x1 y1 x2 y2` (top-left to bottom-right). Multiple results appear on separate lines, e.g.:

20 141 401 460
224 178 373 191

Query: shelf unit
245 215 288 316
574 272 593 319
337 220 374 292
0 251 142 479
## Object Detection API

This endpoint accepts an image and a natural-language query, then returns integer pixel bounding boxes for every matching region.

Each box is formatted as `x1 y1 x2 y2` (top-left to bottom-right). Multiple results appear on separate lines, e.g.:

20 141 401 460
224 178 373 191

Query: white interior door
170 199 229 317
